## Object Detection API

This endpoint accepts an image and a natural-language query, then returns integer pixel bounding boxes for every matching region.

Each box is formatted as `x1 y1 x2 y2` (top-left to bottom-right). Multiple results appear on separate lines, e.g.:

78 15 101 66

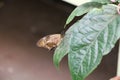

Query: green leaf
111 0 120 2
117 0 120 2
65 2 102 25
68 5 120 80
53 34 71 67
91 0 111 4
54 4 120 80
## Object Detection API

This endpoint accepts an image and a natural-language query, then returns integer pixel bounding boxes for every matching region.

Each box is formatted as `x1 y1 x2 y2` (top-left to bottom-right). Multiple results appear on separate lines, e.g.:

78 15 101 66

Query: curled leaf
65 2 102 25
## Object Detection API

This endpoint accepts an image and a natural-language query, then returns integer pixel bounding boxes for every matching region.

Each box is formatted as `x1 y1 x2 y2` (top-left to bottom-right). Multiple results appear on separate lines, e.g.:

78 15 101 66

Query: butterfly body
37 34 62 50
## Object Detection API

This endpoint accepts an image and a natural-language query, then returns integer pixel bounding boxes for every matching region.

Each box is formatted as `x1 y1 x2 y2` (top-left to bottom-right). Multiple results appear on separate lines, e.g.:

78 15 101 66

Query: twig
117 40 120 76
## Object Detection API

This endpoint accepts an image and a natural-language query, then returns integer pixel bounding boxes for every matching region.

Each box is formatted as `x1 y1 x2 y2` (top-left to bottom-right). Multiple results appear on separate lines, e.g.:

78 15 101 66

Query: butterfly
37 34 62 50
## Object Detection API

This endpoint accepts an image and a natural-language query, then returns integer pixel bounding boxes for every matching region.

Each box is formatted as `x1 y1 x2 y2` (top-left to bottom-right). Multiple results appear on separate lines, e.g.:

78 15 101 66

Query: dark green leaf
66 2 102 25
53 34 71 67
54 4 120 80
117 0 120 2
68 4 120 80
91 0 111 4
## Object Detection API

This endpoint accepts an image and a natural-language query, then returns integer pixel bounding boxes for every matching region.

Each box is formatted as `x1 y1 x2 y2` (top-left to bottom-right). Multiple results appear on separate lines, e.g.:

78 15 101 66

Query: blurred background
0 0 118 80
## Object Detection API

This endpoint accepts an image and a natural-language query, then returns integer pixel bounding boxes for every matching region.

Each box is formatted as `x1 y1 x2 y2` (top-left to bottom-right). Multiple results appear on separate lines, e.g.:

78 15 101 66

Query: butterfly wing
37 34 62 50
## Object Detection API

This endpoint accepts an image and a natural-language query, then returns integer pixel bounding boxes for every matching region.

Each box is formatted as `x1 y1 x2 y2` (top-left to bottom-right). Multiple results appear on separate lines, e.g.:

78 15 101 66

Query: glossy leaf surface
54 4 120 80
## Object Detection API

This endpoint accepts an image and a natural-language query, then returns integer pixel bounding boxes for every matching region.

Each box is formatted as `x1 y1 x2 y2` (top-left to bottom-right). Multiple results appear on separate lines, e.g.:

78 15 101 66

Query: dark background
0 0 118 80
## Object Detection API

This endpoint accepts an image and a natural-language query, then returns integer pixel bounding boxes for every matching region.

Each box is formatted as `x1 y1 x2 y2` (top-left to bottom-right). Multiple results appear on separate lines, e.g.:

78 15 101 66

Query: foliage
54 0 120 80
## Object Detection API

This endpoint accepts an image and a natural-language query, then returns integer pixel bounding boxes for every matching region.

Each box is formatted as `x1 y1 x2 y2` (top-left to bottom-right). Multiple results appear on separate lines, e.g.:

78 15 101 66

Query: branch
117 40 120 76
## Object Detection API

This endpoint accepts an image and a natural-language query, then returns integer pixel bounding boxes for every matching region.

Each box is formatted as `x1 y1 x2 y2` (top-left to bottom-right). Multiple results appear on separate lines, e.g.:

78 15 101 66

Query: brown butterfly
37 34 63 50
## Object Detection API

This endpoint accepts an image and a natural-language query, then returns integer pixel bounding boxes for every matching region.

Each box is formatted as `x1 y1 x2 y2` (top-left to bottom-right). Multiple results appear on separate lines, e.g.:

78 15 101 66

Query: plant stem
117 40 120 76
